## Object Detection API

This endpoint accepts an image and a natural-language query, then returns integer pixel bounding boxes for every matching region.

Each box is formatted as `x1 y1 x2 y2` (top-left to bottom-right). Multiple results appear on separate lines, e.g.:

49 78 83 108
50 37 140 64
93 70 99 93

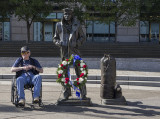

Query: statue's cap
63 8 73 13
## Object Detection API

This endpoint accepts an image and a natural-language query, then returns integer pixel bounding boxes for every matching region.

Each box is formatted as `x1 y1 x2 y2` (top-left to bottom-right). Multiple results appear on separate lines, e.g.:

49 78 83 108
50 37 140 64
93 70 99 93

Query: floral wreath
56 54 88 88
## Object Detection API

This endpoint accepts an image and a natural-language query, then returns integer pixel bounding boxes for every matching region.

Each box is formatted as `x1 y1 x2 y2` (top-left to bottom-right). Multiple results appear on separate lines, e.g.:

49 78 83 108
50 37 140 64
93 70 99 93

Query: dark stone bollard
100 54 116 99
100 54 127 105
100 84 114 99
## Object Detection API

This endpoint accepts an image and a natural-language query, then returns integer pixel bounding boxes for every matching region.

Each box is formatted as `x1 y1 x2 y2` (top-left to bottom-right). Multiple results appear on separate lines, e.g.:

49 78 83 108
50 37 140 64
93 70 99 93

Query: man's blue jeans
16 73 42 100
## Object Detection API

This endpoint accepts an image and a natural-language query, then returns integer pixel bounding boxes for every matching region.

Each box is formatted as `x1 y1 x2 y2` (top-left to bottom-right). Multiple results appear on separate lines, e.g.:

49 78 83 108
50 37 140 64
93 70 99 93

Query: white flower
62 61 67 66
85 77 87 80
80 60 84 63
79 77 84 83
58 70 63 74
80 63 85 67
80 68 83 71
82 71 86 75
61 78 65 82
58 64 61 68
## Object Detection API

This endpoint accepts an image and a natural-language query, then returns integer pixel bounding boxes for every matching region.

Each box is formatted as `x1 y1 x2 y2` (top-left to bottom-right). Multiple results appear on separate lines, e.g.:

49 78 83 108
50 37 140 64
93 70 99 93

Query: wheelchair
11 75 43 108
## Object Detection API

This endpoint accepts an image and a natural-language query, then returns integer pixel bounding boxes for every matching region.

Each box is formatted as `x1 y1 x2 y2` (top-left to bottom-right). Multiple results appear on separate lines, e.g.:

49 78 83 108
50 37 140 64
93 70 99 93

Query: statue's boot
62 85 71 100
79 84 87 100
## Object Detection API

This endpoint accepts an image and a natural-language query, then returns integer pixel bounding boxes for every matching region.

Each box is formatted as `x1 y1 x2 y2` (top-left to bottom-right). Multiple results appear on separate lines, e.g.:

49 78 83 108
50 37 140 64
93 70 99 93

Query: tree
0 0 15 21
11 0 52 43
53 0 140 26
140 0 160 22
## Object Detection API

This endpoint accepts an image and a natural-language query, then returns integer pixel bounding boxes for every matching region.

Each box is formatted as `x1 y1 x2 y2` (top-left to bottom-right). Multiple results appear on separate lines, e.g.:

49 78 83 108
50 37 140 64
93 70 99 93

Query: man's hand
23 65 35 71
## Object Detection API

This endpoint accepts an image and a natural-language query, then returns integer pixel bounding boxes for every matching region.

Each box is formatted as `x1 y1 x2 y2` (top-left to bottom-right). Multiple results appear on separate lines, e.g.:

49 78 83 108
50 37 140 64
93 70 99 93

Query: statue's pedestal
56 98 92 106
101 96 127 105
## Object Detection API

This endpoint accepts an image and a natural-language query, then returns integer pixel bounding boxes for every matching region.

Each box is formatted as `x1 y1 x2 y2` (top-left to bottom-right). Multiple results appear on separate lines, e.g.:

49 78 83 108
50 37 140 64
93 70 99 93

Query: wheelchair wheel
11 77 19 106
11 78 16 103
15 96 19 107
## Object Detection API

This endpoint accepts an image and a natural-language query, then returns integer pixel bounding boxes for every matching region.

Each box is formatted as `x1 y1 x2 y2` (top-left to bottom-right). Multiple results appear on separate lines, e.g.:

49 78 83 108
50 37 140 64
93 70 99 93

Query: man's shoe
18 99 25 106
34 97 39 103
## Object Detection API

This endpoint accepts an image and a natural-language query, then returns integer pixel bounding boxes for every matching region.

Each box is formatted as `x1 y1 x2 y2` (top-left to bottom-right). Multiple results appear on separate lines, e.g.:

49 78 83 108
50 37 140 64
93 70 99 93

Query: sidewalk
0 82 160 119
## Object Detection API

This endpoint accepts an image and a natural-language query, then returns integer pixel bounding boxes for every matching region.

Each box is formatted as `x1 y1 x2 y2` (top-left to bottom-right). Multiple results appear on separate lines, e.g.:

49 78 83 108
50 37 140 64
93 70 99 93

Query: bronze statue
53 8 86 100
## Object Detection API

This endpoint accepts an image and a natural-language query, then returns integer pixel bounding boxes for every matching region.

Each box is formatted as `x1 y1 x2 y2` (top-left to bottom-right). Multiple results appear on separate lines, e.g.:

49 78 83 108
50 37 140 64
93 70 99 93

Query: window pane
86 21 93 42
57 13 63 19
44 22 53 41
151 23 159 43
140 21 149 34
140 21 149 42
34 22 43 41
3 22 10 41
86 21 93 34
94 21 109 34
46 13 56 19
0 22 2 41
93 21 109 42
110 22 115 34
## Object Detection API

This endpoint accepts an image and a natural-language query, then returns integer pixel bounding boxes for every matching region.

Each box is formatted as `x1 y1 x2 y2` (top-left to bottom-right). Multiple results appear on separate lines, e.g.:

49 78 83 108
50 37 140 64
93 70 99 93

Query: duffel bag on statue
100 54 116 85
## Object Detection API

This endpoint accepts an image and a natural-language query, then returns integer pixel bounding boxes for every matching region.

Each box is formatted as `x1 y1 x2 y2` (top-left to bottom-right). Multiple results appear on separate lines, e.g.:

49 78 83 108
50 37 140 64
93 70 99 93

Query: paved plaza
0 81 160 119
0 57 160 119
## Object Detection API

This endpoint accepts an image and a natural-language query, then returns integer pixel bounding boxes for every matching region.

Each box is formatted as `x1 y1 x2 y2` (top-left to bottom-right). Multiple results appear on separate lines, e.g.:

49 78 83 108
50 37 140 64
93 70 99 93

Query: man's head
63 8 73 21
21 46 30 60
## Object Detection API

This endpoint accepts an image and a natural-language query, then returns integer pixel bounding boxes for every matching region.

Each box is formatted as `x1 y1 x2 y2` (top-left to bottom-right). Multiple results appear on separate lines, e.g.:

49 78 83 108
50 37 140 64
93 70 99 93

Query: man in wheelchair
11 46 43 106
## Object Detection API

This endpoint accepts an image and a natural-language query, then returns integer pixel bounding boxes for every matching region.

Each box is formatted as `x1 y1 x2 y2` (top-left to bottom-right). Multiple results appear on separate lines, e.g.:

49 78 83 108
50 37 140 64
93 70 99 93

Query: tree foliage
53 0 140 26
10 0 52 43
140 0 160 22
0 0 15 21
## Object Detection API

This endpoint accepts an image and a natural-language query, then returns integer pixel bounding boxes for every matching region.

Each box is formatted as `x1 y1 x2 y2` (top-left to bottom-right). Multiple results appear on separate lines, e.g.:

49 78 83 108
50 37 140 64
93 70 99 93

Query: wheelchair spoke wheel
11 87 14 103
11 79 16 103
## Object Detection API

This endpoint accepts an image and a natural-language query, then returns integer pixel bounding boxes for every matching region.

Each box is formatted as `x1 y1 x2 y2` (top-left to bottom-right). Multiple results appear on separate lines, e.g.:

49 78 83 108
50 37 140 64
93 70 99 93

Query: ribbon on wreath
67 66 81 99
72 54 82 66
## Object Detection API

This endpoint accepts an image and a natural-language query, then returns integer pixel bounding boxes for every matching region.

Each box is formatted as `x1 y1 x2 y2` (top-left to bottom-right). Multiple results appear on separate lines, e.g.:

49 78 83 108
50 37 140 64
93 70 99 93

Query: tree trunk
26 21 30 43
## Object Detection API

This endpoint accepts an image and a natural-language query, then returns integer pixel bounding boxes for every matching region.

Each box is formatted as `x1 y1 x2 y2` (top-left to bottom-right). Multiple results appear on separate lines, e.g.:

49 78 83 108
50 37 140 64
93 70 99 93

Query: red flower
58 74 62 78
80 73 84 77
65 81 68 84
77 82 80 85
66 59 69 61
61 64 63 67
83 65 87 68
78 63 80 66
65 78 69 81
63 66 66 69
76 78 79 81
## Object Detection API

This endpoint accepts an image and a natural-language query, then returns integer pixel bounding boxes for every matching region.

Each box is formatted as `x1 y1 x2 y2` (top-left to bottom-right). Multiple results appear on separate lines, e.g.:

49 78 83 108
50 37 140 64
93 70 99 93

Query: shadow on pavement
1 100 160 119
0 104 22 112
20 101 160 117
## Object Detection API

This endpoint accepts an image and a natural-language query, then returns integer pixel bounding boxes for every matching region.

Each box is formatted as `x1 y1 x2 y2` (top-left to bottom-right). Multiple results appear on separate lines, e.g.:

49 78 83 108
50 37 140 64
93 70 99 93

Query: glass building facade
33 13 62 42
86 21 115 42
33 13 116 42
